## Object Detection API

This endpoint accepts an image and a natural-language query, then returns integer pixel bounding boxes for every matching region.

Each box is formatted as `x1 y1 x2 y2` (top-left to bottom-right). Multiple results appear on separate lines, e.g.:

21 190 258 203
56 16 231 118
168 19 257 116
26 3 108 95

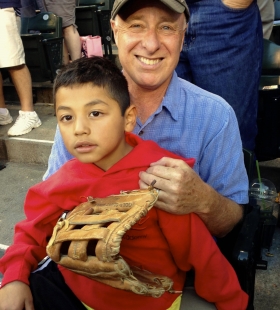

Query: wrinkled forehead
117 0 184 21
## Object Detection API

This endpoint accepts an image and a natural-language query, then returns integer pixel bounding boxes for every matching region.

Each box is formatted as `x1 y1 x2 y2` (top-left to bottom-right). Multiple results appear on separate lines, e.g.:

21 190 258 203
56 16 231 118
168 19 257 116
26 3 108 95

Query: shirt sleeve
197 104 249 205
43 125 74 180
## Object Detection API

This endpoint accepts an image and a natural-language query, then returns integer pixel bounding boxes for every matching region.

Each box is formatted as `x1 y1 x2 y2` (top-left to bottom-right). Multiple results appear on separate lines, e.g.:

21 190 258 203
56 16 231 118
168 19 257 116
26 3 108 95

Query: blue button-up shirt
43 72 248 204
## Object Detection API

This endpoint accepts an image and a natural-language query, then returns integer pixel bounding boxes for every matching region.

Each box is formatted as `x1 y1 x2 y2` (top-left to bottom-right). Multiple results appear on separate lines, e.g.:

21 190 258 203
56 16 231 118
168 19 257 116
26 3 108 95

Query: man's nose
142 28 161 52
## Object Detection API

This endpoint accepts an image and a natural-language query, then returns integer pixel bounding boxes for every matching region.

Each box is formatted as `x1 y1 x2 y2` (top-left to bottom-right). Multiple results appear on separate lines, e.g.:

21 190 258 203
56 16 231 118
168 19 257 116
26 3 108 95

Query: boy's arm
159 212 248 310
0 281 34 310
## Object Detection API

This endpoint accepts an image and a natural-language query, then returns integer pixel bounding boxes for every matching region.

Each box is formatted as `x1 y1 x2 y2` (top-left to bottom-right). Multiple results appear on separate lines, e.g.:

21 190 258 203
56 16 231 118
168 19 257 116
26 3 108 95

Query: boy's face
55 83 136 171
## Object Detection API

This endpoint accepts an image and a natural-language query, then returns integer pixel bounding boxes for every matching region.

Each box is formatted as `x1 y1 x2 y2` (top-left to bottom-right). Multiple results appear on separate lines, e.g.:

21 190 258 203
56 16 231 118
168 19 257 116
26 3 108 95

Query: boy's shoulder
128 133 195 168
50 157 81 176
41 158 89 187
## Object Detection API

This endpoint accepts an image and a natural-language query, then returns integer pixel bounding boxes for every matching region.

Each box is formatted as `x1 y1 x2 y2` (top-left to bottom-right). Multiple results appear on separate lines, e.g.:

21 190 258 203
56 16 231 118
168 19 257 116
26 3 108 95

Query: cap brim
111 0 190 22
111 0 130 20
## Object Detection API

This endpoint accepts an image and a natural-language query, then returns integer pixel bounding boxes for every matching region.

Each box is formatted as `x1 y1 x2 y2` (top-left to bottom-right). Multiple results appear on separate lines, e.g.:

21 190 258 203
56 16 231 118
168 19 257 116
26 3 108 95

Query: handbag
80 35 103 58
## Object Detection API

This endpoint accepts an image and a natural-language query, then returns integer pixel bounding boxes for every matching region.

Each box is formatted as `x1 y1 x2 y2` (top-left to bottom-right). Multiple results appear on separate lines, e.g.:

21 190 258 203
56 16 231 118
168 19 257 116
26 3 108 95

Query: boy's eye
61 115 72 122
90 111 101 117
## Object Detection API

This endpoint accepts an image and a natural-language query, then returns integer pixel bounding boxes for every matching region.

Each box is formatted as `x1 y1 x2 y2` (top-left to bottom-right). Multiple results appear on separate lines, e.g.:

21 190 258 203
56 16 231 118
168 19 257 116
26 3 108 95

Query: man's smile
137 56 162 65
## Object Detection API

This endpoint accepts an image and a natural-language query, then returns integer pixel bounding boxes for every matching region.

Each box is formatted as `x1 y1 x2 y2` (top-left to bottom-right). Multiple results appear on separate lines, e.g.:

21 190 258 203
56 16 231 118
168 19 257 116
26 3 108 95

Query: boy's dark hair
53 57 130 115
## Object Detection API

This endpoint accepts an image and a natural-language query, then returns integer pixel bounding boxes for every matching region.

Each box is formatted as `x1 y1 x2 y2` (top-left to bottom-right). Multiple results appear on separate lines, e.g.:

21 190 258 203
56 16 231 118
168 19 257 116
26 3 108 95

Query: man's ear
124 105 137 132
110 19 118 46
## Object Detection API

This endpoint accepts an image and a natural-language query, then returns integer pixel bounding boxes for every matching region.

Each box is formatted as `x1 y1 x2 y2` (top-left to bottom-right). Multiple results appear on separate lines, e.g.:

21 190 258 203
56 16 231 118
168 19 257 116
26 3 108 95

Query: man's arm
139 157 244 237
43 125 73 180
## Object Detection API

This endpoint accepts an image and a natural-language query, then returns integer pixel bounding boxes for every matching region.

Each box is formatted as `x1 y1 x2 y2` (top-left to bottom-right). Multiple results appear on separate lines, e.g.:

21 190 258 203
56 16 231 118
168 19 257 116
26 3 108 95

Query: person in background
20 0 81 64
0 1 42 136
176 0 263 152
257 0 275 39
42 0 81 64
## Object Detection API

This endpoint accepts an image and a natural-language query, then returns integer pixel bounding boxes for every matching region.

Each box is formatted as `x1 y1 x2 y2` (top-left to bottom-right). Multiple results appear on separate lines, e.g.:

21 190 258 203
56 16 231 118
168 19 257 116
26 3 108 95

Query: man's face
55 83 135 171
111 0 187 91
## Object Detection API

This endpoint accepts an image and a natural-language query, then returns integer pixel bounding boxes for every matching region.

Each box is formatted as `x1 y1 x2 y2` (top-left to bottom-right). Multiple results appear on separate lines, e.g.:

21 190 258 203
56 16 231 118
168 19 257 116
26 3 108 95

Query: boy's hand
0 281 34 310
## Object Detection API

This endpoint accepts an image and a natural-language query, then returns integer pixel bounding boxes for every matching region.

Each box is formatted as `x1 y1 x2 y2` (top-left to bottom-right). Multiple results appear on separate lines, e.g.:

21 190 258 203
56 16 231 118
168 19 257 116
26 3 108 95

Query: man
44 0 248 238
0 1 42 136
257 0 275 39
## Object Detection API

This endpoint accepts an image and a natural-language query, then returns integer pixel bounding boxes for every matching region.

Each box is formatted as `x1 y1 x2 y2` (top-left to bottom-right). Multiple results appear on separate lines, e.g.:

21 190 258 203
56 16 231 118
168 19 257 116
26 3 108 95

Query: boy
0 57 248 310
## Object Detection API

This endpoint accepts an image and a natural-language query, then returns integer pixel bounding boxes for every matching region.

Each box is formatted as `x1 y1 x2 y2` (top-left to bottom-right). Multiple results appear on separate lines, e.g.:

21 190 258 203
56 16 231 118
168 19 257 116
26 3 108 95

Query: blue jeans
176 0 263 151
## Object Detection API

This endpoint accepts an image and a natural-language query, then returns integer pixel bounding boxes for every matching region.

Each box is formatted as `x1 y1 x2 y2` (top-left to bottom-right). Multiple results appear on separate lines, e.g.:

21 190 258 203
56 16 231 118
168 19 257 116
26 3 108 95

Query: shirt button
139 130 144 135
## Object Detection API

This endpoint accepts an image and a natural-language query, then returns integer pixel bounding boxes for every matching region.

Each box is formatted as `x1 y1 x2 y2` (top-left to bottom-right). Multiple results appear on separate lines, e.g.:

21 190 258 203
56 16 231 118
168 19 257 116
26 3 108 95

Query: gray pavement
0 103 56 165
0 162 46 246
254 228 280 310
0 103 280 309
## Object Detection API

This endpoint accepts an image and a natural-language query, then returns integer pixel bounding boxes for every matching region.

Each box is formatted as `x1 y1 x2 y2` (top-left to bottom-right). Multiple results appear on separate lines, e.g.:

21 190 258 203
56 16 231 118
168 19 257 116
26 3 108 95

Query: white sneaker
8 110 42 136
0 110 13 125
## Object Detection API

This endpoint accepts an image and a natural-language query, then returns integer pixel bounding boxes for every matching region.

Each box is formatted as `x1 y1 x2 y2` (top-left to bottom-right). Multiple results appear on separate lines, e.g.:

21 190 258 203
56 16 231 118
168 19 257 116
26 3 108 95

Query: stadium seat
20 12 63 83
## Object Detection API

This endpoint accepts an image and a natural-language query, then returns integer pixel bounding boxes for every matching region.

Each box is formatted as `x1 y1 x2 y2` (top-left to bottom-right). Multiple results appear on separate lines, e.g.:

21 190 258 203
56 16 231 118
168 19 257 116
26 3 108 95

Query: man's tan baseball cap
111 0 190 22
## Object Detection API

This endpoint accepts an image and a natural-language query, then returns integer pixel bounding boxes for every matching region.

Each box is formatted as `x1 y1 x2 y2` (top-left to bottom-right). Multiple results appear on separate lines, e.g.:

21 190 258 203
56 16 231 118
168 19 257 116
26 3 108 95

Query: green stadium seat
20 12 63 83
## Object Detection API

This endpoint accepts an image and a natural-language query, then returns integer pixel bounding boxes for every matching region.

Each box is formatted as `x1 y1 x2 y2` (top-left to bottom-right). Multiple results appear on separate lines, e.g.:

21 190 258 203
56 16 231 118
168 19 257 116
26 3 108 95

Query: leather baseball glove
46 182 174 297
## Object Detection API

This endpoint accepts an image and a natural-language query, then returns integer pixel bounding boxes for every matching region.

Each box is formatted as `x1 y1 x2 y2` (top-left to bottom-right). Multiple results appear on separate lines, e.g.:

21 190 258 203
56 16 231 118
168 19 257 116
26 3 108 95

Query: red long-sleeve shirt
0 133 248 309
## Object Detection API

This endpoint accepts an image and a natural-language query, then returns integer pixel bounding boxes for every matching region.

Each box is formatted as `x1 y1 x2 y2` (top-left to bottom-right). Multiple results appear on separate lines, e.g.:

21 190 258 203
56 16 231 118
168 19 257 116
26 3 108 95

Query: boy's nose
74 119 90 135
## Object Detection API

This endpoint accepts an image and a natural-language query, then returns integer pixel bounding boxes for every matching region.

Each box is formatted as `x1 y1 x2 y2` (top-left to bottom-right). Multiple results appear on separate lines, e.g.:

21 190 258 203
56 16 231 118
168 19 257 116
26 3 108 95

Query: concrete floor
254 227 280 310
252 161 280 309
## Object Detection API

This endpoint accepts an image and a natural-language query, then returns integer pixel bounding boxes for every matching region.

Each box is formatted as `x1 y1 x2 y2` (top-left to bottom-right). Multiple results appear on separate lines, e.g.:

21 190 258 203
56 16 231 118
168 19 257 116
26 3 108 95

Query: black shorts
29 259 86 310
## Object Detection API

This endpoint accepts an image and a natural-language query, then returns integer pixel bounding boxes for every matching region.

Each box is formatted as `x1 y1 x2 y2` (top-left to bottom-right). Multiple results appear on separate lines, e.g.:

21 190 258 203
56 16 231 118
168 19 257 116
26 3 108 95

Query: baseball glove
46 182 175 297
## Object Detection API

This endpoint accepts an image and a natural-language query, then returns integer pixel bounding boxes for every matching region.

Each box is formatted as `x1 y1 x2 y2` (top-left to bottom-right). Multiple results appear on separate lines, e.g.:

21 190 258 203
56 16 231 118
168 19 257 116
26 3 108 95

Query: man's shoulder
166 73 234 120
31 159 90 197
178 77 232 111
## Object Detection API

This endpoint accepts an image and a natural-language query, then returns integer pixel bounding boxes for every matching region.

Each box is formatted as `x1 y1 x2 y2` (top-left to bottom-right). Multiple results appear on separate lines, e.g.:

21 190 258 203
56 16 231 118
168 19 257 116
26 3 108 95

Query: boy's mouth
74 141 96 153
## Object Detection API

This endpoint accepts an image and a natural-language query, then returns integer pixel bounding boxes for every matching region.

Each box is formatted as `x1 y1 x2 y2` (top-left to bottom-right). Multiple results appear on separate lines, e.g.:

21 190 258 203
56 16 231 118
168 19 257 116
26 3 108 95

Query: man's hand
222 0 253 9
0 281 34 310
139 157 206 214
139 157 243 236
